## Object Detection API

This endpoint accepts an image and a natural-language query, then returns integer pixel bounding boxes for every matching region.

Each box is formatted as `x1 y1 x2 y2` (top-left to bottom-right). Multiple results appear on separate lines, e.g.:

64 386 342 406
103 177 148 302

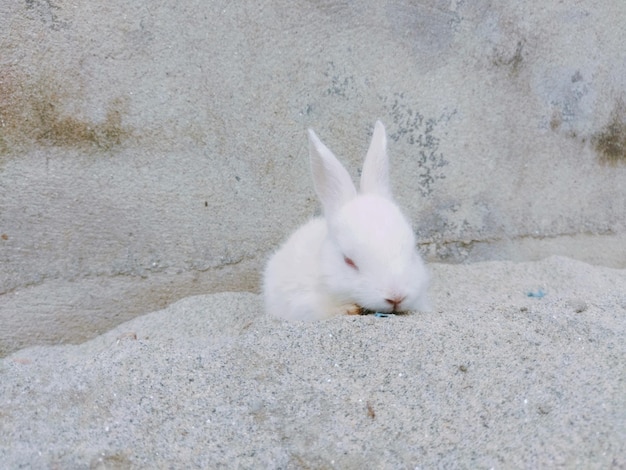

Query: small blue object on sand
527 289 546 298
374 312 394 318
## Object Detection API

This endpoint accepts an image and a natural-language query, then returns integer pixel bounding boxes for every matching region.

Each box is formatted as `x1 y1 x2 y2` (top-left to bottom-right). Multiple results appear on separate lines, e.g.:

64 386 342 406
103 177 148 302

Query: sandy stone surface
1 257 624 468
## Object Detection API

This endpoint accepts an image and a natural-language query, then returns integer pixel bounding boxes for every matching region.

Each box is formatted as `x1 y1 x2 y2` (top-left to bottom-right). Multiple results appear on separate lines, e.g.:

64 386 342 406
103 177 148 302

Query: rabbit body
263 121 429 321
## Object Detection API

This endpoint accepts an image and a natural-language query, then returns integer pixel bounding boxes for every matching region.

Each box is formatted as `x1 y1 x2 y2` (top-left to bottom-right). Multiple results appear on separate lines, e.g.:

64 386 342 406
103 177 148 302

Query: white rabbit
263 121 429 321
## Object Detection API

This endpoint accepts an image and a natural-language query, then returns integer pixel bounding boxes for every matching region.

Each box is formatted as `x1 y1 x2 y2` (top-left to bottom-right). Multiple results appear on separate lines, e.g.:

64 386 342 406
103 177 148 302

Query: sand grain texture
1 257 625 468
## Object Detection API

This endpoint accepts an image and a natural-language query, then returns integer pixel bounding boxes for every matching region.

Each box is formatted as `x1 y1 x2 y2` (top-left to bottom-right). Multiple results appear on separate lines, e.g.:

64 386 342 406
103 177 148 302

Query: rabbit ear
360 120 392 199
308 129 357 218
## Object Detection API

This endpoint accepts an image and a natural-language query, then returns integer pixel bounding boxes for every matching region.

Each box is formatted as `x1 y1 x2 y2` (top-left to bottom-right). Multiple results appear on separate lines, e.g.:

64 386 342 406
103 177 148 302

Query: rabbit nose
385 296 406 311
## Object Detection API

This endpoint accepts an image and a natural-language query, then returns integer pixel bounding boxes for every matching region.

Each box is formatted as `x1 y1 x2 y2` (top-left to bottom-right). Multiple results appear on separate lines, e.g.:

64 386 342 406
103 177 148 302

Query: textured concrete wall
1 0 625 354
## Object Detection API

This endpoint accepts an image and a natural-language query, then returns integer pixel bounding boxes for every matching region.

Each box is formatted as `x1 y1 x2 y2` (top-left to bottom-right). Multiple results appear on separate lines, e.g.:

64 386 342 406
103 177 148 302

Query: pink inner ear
344 256 358 271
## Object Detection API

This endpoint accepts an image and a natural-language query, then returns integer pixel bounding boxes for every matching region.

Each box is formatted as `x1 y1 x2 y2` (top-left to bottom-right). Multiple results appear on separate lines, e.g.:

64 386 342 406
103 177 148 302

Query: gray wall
1 0 625 354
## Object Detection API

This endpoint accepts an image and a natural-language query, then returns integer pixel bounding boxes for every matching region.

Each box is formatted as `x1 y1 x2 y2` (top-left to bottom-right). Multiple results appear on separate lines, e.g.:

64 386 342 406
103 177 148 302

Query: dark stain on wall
381 92 453 197
324 61 357 99
549 108 562 131
34 95 128 150
386 1 460 63
0 68 131 155
492 40 525 77
593 100 626 165
25 0 69 31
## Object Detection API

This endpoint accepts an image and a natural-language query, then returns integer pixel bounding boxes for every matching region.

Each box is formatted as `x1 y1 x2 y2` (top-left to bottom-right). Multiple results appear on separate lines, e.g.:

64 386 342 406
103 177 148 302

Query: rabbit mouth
359 307 411 316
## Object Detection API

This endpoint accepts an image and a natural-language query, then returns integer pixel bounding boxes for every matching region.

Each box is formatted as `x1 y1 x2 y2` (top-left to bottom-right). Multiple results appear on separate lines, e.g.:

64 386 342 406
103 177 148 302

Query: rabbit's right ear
308 129 357 218
360 120 392 199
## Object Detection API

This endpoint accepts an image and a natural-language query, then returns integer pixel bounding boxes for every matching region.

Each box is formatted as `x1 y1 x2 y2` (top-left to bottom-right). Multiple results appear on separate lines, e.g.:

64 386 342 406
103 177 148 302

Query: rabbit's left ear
360 120 392 199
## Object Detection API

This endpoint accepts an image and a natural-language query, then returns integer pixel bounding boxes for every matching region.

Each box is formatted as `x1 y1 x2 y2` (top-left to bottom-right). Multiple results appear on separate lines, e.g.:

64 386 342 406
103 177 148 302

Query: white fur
263 121 429 321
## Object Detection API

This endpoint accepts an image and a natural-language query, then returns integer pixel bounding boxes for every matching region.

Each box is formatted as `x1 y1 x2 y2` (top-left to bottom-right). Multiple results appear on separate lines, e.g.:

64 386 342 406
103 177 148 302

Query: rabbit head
308 121 430 313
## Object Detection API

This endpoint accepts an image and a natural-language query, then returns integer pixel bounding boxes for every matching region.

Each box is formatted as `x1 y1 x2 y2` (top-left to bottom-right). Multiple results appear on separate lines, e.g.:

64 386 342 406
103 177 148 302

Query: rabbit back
263 217 335 321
